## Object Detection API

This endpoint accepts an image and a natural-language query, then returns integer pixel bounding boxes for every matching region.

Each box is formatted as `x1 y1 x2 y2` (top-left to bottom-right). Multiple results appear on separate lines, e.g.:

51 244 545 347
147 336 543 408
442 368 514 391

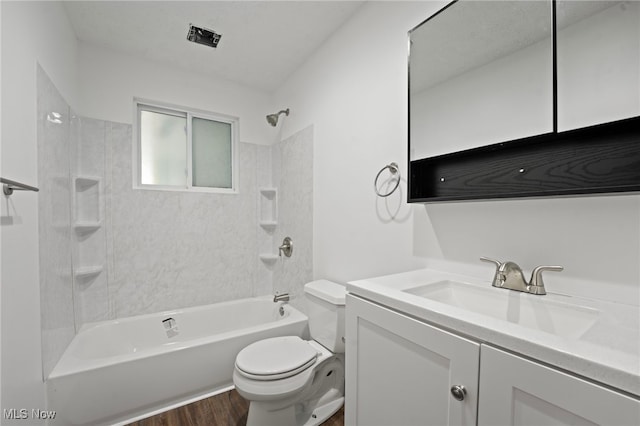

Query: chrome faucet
273 293 290 303
480 257 563 295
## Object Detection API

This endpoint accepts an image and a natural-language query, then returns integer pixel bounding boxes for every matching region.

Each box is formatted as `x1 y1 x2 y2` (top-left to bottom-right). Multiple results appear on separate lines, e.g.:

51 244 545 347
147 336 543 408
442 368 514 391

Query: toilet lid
235 336 318 380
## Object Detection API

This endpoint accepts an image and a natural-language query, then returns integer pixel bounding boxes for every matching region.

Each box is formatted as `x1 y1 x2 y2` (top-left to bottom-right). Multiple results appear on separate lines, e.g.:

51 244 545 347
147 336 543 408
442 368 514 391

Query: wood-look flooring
126 389 344 426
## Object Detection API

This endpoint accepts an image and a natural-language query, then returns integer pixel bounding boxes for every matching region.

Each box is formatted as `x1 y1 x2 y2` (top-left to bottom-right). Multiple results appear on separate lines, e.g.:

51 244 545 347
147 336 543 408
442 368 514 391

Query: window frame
133 98 239 194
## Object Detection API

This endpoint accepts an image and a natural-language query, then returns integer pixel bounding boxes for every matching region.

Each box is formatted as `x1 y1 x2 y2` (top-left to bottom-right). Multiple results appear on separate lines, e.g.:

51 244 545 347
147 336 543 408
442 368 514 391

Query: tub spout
273 293 290 303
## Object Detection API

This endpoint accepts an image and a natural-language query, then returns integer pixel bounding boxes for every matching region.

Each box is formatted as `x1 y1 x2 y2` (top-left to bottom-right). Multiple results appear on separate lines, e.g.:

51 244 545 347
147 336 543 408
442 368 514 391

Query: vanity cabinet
345 294 640 426
345 294 479 426
479 345 640 426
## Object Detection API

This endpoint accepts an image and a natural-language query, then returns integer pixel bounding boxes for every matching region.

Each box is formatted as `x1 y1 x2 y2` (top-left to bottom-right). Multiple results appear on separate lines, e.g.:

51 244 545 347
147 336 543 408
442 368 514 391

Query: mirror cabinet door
409 0 553 161
556 1 640 131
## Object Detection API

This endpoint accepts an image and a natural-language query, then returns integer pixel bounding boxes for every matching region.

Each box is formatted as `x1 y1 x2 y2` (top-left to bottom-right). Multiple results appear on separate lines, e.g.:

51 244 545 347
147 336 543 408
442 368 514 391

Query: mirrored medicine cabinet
408 0 640 202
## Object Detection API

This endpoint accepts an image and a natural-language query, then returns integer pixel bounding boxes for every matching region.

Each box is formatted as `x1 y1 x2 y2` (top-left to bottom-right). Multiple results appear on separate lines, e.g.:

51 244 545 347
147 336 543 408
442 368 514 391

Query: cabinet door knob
450 384 467 401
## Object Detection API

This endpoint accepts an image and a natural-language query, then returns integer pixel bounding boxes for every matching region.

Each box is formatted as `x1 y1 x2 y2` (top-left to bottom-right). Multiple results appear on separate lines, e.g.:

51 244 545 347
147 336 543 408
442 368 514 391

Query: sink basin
404 280 600 339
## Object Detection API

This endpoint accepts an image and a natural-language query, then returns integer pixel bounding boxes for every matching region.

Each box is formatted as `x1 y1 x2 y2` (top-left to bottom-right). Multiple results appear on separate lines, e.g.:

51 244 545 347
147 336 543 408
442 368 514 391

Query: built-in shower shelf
259 221 278 230
74 265 103 280
74 175 101 225
259 254 279 263
259 188 277 197
75 175 100 189
74 221 101 234
259 188 278 227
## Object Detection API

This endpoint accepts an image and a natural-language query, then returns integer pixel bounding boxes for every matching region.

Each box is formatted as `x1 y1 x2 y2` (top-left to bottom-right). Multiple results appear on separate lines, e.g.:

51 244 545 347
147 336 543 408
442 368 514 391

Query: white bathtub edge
48 297 307 379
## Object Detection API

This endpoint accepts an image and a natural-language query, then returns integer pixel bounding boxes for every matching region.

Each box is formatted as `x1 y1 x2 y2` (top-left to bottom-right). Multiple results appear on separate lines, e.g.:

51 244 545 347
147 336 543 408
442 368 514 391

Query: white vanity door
478 345 640 426
345 294 480 426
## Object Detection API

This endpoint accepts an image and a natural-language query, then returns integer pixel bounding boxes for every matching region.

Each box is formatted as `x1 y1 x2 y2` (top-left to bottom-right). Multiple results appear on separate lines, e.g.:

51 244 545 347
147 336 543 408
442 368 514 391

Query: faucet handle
529 265 564 295
480 257 502 269
279 237 293 257
480 257 504 287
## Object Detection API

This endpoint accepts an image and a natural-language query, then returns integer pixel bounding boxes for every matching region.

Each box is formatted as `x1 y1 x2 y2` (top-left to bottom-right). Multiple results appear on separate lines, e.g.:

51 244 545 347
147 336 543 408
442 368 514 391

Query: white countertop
347 268 640 396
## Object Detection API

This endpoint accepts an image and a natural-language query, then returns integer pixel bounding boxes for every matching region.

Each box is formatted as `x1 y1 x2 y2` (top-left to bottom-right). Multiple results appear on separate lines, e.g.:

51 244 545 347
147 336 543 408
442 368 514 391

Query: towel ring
374 162 401 197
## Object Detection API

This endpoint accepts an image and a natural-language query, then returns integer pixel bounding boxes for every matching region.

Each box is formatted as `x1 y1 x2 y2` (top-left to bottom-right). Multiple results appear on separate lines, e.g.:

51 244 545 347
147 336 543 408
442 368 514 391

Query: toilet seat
233 340 335 403
235 336 319 381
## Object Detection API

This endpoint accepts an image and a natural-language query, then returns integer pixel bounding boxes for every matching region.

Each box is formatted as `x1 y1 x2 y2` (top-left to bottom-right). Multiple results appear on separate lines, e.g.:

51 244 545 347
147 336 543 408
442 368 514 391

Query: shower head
266 108 290 127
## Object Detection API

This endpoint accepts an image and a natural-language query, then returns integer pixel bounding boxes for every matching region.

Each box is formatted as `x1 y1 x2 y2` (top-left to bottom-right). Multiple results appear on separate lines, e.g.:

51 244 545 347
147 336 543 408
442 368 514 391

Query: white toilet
233 280 346 426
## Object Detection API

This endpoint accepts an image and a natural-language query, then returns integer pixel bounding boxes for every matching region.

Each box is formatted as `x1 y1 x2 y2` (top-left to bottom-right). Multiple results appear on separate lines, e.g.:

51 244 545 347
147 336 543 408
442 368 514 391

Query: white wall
274 1 640 304
77 42 276 146
1 0 3 412
274 1 448 283
1 0 79 421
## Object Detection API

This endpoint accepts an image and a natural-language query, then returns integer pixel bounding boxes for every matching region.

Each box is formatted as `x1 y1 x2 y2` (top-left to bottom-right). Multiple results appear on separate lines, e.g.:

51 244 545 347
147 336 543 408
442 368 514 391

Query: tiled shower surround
37 66 75 379
271 126 314 306
37 67 313 377
108 124 261 318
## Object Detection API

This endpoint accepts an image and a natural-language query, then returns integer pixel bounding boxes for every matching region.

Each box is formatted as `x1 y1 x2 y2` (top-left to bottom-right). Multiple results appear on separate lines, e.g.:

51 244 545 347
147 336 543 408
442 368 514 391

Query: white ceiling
63 1 365 93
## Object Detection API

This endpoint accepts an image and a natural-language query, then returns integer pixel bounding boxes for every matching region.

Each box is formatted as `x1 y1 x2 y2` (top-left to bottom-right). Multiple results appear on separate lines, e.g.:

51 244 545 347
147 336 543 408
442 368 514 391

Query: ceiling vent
187 24 222 48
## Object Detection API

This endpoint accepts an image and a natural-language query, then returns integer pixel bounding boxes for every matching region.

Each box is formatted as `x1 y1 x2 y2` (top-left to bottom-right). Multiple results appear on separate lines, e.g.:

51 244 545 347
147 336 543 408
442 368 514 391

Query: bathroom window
134 100 238 193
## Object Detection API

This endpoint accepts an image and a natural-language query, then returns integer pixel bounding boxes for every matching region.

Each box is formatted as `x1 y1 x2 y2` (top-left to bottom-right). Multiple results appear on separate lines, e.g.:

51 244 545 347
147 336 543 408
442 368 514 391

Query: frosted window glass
192 117 232 188
140 110 187 186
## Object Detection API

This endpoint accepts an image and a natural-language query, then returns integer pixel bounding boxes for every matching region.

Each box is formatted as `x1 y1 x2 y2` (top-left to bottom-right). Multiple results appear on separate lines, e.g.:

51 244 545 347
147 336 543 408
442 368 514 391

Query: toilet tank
304 280 346 353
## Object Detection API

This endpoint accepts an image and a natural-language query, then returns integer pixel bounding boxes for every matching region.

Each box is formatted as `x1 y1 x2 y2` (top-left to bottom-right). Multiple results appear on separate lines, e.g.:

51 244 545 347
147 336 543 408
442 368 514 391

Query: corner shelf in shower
75 176 100 189
73 221 102 234
258 188 278 264
74 175 101 225
259 254 279 263
73 265 103 280
259 187 277 196
259 220 278 230
259 188 278 225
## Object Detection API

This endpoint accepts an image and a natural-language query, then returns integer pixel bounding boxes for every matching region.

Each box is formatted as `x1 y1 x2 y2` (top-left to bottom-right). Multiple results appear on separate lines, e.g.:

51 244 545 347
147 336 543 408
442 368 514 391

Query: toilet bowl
233 280 346 426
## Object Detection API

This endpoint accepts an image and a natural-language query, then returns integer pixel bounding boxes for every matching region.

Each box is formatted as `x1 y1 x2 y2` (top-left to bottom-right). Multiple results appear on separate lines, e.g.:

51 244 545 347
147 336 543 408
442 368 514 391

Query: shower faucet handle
279 237 293 257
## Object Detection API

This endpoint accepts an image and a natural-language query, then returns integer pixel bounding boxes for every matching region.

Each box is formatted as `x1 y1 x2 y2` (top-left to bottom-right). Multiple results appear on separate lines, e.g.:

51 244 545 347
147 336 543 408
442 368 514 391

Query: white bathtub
46 296 308 426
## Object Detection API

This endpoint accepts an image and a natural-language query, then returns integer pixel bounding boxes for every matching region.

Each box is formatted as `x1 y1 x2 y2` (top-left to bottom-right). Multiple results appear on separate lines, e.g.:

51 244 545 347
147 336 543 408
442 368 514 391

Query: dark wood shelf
409 116 640 202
